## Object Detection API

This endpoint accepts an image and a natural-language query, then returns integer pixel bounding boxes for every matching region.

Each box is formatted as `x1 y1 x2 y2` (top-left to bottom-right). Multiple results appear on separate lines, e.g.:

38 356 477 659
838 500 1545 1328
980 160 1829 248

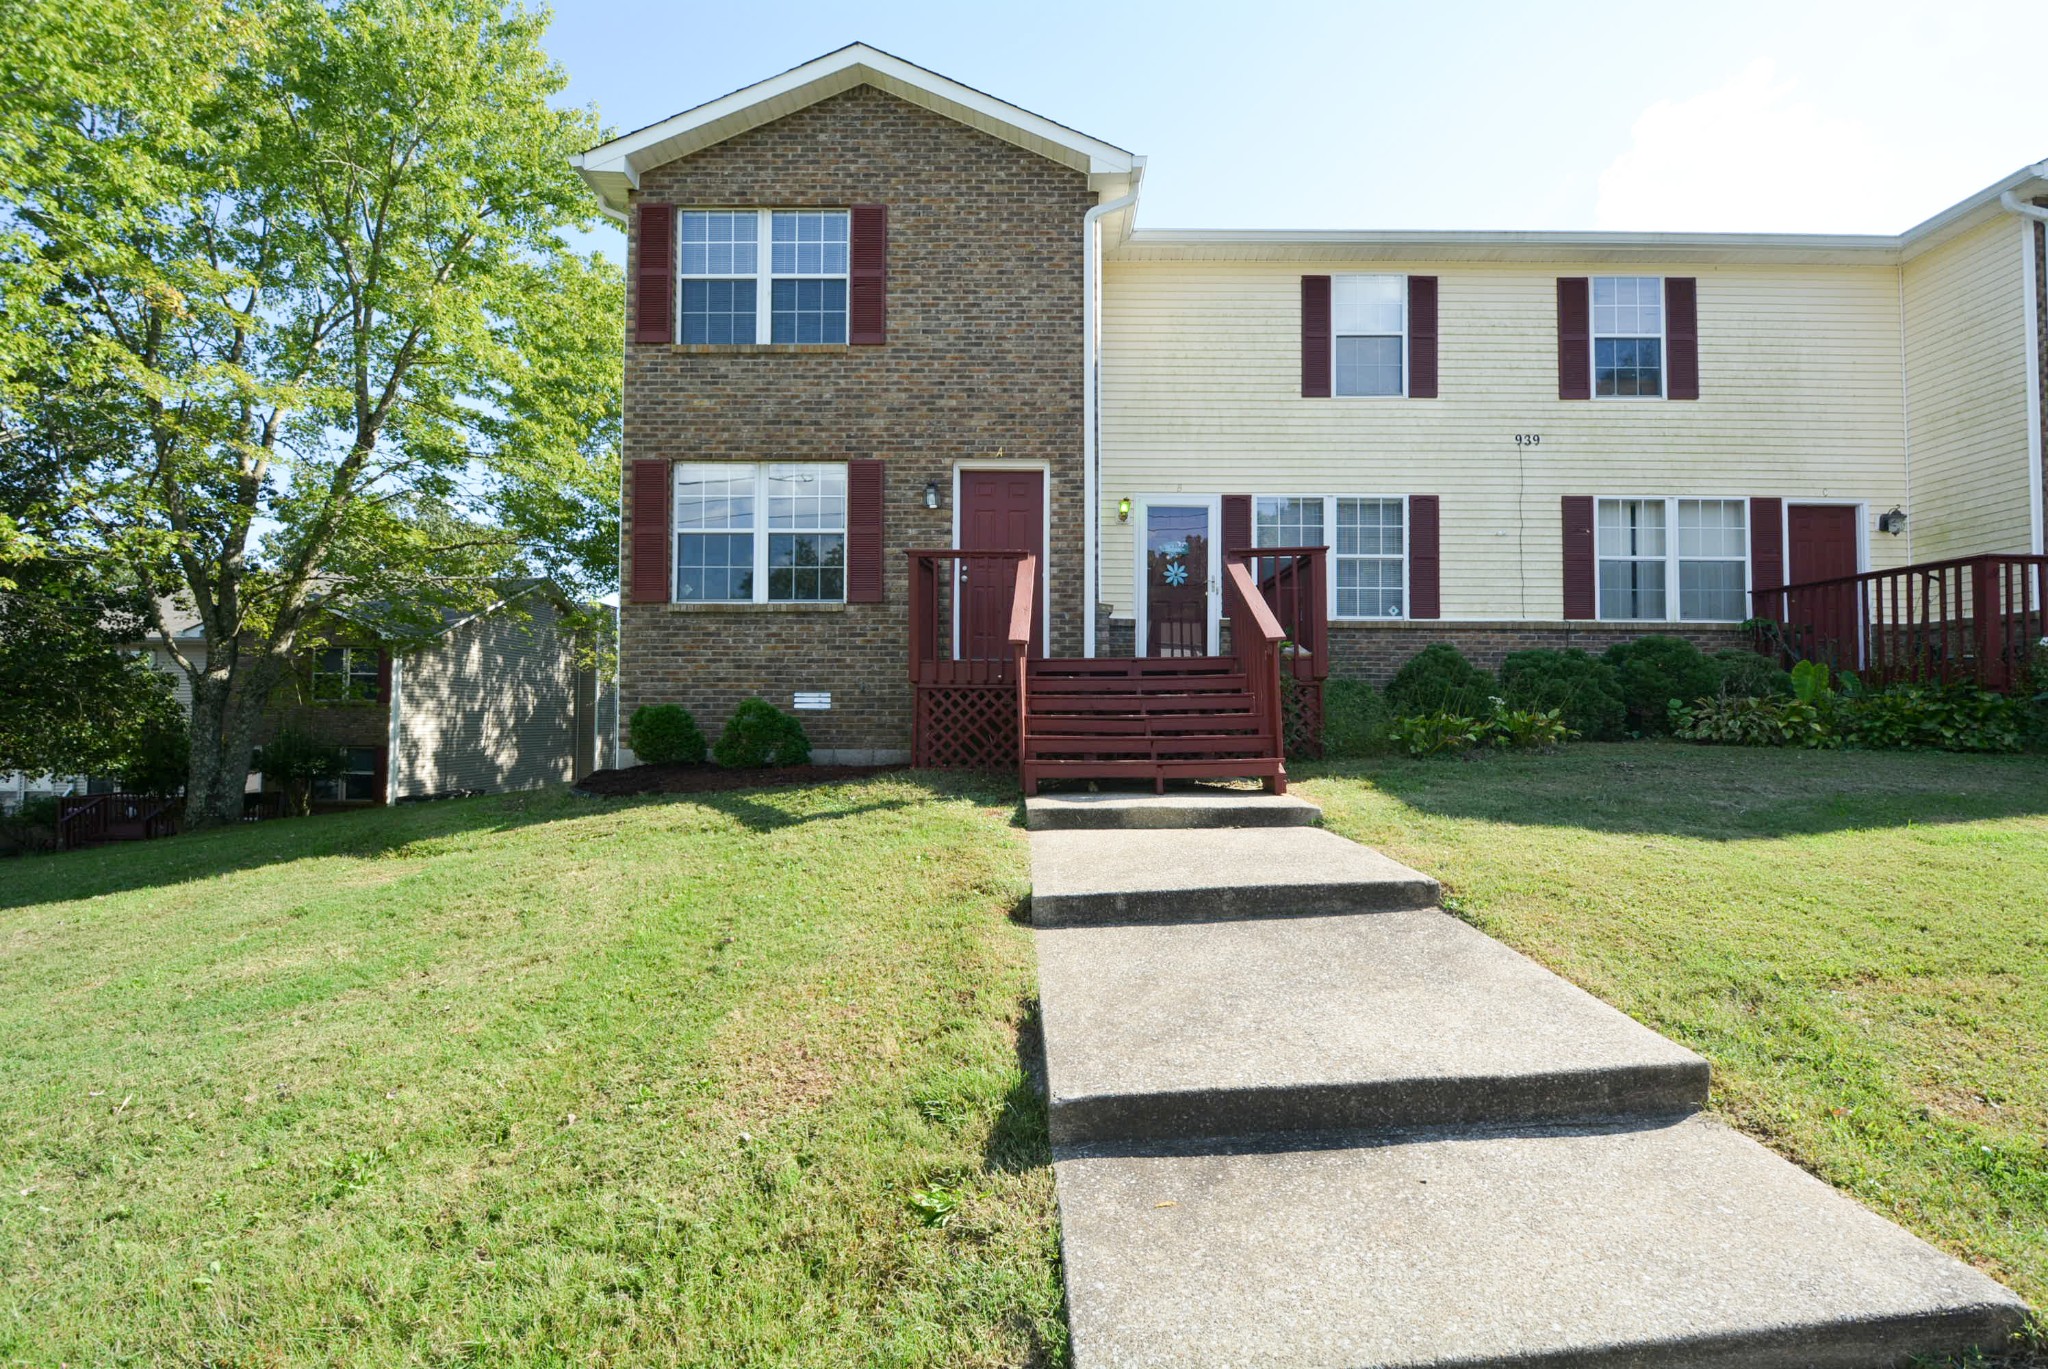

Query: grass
1296 743 2048 1322
0 776 1059 1367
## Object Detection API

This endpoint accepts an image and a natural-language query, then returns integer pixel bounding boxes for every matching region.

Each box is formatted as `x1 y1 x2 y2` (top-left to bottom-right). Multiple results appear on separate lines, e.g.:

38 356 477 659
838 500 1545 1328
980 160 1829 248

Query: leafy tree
4 0 622 826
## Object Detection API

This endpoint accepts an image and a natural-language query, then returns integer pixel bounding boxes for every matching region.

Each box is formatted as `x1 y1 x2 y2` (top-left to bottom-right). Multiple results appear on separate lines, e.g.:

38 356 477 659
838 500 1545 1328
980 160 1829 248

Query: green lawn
1297 744 2048 1319
0 777 1057 1367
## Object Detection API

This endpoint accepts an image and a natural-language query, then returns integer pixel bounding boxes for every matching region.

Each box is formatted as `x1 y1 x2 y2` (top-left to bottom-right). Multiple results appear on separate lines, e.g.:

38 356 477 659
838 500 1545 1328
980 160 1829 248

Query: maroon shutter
1557 278 1591 400
1407 276 1439 399
635 204 674 345
1408 496 1441 619
1300 276 1332 397
1665 277 1699 400
1561 495 1596 619
627 459 672 603
849 204 887 345
846 460 885 602
1749 496 1783 619
374 650 392 705
371 745 389 805
1222 495 1252 554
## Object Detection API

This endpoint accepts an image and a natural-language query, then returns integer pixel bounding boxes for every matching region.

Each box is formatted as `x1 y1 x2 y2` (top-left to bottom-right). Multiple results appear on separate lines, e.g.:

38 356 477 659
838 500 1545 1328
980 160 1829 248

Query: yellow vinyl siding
1099 258 1911 619
1902 216 2034 559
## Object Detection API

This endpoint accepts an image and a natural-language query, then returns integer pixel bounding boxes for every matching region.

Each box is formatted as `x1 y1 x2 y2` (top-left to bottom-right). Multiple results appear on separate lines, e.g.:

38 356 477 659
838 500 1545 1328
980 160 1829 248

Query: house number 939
1513 433 1542 448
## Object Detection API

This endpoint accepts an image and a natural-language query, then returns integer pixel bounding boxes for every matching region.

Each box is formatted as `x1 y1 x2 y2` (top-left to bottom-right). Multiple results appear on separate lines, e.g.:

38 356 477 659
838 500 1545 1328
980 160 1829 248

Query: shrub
1386 711 1481 758
1320 678 1392 758
0 795 62 855
1835 682 2021 753
629 703 707 765
1384 644 1496 718
253 727 344 816
1711 649 1791 700
1480 697 1575 750
1497 649 1626 741
1671 695 1832 748
1602 635 1719 735
713 699 813 768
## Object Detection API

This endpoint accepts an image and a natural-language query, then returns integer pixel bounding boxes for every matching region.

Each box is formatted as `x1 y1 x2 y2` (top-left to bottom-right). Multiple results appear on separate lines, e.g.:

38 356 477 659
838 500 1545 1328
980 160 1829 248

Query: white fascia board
1114 228 1903 267
1897 162 2048 261
572 44 1135 215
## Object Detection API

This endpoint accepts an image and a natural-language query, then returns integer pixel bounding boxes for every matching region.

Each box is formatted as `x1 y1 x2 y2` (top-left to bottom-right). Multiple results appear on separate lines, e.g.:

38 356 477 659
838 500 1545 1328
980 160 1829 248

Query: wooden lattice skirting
914 684 1019 770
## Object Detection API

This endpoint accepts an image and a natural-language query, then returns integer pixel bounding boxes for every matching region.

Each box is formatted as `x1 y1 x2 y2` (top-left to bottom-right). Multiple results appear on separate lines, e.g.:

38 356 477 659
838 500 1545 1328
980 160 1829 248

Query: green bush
1320 679 1392 758
1480 698 1575 750
1711 649 1791 700
1387 698 1575 758
1602 635 1720 735
1671 695 1832 748
1386 711 1481 757
713 699 813 768
1835 682 2021 753
1497 649 1626 741
629 703 707 765
253 727 345 817
1385 644 1496 718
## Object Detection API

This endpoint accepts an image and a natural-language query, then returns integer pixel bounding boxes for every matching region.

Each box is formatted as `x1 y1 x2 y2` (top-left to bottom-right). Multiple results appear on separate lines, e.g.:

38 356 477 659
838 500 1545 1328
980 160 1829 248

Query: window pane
1595 337 1662 397
676 533 755 602
680 212 758 276
1677 498 1746 559
770 278 847 344
680 279 756 345
1333 274 1404 336
1335 335 1403 396
766 463 848 531
770 211 849 276
1598 558 1666 620
675 464 756 530
1679 559 1746 621
767 532 846 602
1593 275 1661 336
1255 497 1324 548
1597 499 1665 558
1336 498 1404 557
1336 555 1404 619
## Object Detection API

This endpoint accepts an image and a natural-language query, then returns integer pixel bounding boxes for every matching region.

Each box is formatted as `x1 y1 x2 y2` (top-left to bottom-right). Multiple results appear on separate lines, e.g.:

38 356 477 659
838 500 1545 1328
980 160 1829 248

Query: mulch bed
574 763 907 797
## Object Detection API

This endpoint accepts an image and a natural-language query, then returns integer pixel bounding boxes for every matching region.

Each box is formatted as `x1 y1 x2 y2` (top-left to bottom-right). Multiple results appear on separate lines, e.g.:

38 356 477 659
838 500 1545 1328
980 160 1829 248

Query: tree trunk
183 657 278 828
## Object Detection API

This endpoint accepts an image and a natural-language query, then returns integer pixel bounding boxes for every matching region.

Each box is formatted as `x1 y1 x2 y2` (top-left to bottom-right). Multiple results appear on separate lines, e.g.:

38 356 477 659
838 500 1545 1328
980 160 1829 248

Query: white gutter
2001 191 2048 224
2011 195 2046 554
1082 191 1137 657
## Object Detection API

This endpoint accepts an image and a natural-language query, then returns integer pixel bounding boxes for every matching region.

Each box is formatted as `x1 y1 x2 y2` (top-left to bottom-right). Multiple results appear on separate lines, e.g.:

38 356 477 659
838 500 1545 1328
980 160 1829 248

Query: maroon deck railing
1232 545 1329 755
1222 555 1288 789
1761 553 2047 691
57 793 185 849
907 549 1034 768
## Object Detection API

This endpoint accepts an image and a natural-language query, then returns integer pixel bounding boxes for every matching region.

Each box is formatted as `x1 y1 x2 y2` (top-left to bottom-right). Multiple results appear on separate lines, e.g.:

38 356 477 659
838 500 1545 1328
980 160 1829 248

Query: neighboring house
8 580 614 814
574 44 2047 789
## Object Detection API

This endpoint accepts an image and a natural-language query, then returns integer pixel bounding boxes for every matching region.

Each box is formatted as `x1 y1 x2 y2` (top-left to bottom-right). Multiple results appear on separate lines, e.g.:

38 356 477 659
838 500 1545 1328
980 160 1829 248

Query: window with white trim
680 210 848 345
674 462 846 604
310 647 379 702
314 746 379 803
1332 275 1405 396
1597 497 1747 621
1592 276 1664 398
1254 496 1324 549
1335 498 1406 618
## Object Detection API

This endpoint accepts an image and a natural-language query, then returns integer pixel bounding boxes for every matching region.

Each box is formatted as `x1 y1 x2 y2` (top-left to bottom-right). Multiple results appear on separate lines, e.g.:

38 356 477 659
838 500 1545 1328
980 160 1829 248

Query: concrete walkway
1025 789 2026 1369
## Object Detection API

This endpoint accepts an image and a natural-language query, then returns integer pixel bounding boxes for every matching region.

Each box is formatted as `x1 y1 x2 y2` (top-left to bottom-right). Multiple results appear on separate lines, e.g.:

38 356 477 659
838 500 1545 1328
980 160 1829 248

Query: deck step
1029 827 1437 926
1055 1115 2026 1369
1038 908 1707 1146
1022 792 1321 831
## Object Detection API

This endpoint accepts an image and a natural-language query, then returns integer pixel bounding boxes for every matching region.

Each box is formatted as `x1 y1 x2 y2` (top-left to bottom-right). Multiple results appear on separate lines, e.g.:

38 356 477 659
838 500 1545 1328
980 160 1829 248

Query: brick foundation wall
619 86 1096 753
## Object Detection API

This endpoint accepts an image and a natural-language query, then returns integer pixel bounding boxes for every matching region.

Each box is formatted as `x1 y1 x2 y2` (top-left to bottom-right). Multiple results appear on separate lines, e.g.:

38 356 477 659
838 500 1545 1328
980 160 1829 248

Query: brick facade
619 85 1096 755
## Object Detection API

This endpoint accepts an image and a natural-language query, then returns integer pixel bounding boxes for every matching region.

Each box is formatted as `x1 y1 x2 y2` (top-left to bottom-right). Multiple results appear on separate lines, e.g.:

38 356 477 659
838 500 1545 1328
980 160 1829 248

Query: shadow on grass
1 769 1024 912
985 997 1051 1177
1296 742 2048 842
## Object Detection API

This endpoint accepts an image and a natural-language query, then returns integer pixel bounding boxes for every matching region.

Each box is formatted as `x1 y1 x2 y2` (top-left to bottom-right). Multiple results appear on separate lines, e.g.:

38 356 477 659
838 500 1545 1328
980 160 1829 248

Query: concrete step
1024 791 1321 831
1029 827 1437 927
1055 1114 2027 1369
1038 909 1707 1146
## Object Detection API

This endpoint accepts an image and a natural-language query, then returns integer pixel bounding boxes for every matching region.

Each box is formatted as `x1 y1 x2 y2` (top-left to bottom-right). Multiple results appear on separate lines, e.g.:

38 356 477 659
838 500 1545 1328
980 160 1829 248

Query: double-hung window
674 462 847 604
1591 276 1664 398
1596 497 1747 621
680 210 848 345
311 647 379 702
315 746 379 803
1332 275 1406 396
1253 495 1407 619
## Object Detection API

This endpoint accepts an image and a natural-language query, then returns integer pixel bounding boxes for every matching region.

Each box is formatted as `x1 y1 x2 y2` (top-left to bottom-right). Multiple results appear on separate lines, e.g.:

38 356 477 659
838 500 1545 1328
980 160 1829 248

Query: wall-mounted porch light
924 481 942 510
1117 497 1132 523
1878 506 1907 536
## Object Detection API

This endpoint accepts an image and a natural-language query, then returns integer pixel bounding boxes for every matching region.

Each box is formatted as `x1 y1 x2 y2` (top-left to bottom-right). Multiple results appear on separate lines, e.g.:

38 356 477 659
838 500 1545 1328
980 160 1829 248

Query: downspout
1083 191 1138 658
2005 191 2048 554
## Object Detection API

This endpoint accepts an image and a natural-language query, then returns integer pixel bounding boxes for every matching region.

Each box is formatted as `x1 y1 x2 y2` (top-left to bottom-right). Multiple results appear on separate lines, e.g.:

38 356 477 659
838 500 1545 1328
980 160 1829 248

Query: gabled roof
570 43 1142 219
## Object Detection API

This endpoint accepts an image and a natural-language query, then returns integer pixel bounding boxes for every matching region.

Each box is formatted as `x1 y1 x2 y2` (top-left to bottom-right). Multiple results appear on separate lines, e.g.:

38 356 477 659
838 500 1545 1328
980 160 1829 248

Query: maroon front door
958 469 1046 659
1787 504 1861 668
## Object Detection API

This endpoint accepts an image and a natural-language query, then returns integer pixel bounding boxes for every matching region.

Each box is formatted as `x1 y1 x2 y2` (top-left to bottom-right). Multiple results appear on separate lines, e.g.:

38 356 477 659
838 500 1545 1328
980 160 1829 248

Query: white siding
1099 257 1913 619
1902 216 2036 559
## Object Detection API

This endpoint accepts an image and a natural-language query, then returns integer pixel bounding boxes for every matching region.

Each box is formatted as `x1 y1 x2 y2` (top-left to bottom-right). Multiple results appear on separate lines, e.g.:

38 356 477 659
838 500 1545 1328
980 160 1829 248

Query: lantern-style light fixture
1878 506 1907 536
1117 497 1132 523
924 481 942 510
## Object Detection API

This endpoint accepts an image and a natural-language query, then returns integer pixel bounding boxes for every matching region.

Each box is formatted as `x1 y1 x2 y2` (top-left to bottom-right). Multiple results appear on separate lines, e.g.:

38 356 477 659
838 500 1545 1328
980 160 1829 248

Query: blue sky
545 0 2048 257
